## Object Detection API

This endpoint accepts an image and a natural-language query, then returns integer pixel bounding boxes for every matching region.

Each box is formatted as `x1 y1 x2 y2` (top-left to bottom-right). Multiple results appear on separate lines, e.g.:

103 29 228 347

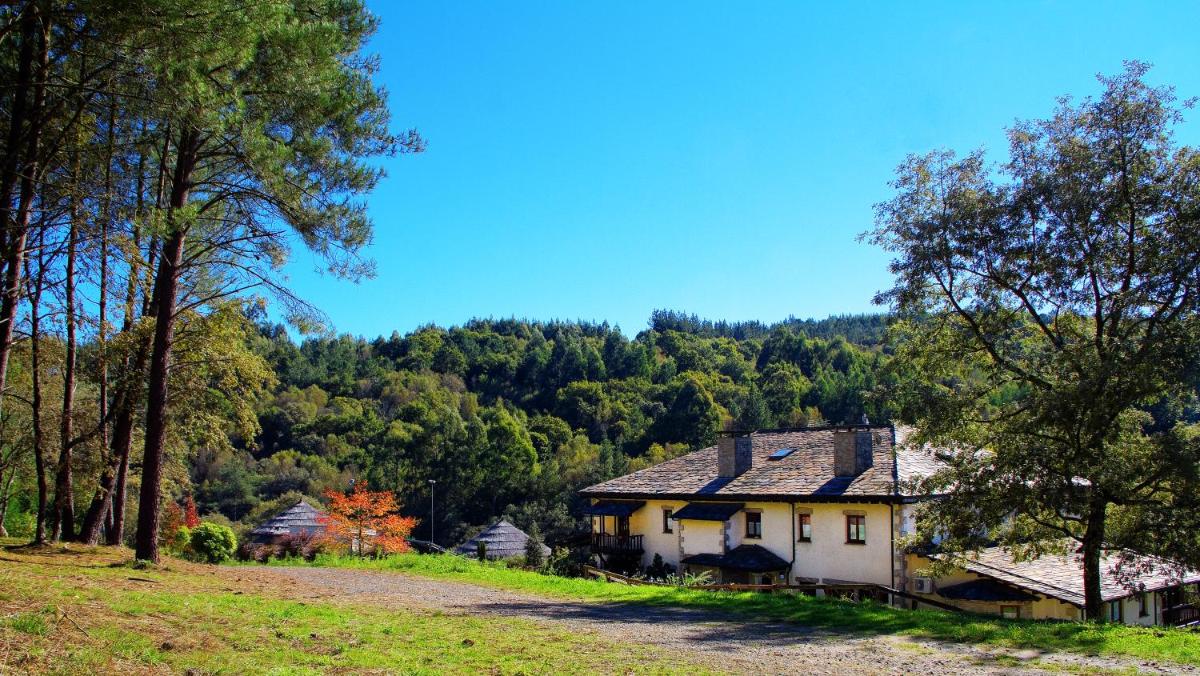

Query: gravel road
251 566 1188 675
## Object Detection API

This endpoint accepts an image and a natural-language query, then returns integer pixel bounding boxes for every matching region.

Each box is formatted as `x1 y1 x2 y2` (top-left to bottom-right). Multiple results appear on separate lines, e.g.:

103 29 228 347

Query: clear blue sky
281 1 1200 338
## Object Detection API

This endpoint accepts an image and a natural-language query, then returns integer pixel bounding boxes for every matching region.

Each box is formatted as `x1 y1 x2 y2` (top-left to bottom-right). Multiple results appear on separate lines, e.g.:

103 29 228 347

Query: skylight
768 448 795 461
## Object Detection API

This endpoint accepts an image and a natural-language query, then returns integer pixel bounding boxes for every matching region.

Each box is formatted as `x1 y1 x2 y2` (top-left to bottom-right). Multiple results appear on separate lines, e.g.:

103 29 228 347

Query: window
616 516 630 538
745 511 762 539
798 513 812 542
662 508 674 534
1000 605 1020 619
1107 600 1124 623
1139 593 1150 618
846 515 866 544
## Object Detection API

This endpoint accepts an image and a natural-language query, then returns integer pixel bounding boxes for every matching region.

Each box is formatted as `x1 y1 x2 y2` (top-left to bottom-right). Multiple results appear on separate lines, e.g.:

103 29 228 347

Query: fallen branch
56 606 90 637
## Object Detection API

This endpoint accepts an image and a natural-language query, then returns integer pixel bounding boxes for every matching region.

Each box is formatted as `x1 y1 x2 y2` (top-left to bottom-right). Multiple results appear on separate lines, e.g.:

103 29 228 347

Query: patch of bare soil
252 566 1190 675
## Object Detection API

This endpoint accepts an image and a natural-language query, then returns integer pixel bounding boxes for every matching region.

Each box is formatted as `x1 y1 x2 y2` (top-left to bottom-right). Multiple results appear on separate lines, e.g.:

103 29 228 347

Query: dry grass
0 540 707 674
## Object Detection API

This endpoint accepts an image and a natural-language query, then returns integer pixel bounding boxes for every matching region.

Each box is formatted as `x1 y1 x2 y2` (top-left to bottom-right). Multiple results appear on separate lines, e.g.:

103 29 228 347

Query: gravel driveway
253 566 1186 675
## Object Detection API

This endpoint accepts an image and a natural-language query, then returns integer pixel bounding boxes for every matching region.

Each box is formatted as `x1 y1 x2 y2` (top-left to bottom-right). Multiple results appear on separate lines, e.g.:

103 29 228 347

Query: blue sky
282 1 1200 338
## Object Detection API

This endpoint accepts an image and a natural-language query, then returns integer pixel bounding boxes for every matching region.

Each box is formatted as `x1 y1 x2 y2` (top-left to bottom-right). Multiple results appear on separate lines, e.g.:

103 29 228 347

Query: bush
645 553 676 581
523 523 546 570
169 526 192 556
189 522 238 563
545 546 587 578
278 532 325 561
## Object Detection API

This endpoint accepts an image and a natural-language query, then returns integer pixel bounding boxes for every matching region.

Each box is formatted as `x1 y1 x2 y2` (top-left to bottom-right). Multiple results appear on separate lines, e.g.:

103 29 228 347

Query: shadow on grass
249 553 1198 663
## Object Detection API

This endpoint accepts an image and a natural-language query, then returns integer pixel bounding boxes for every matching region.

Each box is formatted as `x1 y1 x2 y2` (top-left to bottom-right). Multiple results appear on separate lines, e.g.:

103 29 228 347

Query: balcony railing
591 533 643 554
1164 604 1200 627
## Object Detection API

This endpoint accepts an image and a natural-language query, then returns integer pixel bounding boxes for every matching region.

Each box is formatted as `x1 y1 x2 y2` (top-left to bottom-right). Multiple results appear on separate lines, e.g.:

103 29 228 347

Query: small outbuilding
250 500 327 544
454 520 550 560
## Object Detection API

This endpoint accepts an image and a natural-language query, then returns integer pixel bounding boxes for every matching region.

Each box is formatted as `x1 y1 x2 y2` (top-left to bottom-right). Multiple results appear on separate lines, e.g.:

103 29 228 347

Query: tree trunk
106 125 154 548
0 468 14 537
1081 498 1108 621
0 8 46 419
52 173 82 541
133 127 199 563
106 430 130 546
78 102 118 546
28 232 47 545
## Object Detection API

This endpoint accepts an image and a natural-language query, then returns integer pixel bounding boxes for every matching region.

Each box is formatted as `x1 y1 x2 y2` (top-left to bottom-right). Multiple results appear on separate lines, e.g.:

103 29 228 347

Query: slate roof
672 502 744 521
454 520 551 560
582 500 645 517
582 425 941 501
681 544 790 572
934 546 1200 606
250 500 326 540
936 578 1039 602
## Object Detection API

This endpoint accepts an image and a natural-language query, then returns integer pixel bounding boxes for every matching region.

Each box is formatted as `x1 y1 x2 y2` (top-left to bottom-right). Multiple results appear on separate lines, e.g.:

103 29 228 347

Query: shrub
665 570 714 588
645 553 676 581
189 522 238 563
523 523 546 570
278 531 325 561
169 526 192 556
545 546 587 578
476 540 487 561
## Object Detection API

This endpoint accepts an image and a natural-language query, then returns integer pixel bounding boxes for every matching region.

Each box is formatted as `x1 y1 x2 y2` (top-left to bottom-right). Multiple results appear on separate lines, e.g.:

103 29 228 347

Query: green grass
264 551 1200 667
0 541 709 674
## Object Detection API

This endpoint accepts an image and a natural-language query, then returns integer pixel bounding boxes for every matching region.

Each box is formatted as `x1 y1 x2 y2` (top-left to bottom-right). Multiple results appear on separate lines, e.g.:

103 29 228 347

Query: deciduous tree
868 62 1200 620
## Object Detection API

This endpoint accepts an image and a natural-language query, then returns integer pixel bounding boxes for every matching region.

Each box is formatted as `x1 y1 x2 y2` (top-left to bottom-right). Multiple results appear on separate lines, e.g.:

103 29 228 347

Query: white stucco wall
791 503 894 586
592 499 896 586
632 500 686 567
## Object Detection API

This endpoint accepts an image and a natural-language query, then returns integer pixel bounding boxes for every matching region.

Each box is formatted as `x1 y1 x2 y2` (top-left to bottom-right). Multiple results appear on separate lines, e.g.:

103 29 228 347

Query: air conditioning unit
912 577 934 594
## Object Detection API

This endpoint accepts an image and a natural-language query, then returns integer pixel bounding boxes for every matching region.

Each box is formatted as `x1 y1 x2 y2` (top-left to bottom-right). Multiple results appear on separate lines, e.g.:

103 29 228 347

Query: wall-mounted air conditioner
913 577 934 594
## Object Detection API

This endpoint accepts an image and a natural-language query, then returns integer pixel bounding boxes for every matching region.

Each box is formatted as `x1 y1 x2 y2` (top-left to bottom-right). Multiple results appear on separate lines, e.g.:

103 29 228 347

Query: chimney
717 431 753 479
834 428 875 477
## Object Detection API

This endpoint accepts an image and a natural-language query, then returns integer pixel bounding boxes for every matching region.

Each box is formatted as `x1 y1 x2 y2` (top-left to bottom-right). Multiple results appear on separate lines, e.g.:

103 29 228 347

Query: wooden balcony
1164 604 1200 627
591 533 643 554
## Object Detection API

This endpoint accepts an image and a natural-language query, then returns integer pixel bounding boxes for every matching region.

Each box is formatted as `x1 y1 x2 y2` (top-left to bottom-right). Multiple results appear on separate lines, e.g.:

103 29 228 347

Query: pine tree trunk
133 127 199 562
78 102 119 546
53 177 81 542
107 127 154 548
28 232 47 545
0 8 45 421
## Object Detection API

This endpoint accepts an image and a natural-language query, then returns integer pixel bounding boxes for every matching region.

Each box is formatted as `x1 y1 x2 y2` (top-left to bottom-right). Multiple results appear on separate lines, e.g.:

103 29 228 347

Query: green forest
2 310 895 547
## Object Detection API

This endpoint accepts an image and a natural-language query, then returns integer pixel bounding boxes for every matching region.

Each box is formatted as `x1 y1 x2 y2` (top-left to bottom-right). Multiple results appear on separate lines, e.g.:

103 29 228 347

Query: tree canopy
869 62 1200 620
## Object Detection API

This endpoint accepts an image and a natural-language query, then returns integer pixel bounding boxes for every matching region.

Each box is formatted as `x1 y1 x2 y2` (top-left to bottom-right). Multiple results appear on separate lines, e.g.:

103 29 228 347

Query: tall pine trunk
78 102 118 545
0 7 46 420
52 160 81 542
28 231 47 545
133 127 199 562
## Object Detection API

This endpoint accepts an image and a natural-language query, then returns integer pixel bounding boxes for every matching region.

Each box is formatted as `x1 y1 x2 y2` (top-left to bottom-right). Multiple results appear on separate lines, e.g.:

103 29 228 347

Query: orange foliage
182 496 201 528
321 483 419 556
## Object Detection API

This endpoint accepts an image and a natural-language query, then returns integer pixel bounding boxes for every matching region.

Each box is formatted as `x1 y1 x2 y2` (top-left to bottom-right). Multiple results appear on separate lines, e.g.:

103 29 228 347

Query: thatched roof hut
250 500 326 543
454 520 549 560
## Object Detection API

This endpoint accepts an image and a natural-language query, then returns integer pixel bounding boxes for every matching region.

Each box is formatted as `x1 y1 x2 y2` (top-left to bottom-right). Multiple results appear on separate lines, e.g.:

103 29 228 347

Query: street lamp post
428 479 436 544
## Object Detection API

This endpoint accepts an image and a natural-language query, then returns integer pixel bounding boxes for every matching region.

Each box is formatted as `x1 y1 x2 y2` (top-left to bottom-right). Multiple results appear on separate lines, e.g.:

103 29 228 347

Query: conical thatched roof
454 520 550 560
250 500 326 541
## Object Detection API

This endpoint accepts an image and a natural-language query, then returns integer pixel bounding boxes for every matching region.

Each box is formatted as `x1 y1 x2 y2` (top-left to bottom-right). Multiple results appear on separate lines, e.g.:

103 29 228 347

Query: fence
581 565 963 612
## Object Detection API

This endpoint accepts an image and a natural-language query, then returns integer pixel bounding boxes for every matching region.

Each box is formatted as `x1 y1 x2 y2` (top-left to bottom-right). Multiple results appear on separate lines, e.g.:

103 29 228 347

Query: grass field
0 541 707 674
266 551 1200 667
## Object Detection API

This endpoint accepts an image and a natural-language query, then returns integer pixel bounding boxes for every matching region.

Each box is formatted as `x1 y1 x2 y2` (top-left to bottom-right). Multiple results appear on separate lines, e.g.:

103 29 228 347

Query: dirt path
249 566 1184 675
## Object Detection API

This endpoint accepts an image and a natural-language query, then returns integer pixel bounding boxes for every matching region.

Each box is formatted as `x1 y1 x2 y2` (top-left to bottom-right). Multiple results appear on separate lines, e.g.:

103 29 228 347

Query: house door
616 516 630 539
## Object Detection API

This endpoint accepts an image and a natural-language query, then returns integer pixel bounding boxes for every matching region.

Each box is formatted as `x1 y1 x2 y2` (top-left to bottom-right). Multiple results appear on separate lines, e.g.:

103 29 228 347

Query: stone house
579 425 1199 625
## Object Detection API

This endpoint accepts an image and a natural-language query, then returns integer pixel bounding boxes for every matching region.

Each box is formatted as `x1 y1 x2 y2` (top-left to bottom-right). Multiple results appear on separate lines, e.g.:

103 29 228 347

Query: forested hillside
186 311 894 545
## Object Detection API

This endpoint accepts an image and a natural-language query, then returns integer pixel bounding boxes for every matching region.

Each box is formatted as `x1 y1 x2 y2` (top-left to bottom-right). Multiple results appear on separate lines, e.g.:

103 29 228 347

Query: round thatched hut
249 500 326 544
454 520 549 560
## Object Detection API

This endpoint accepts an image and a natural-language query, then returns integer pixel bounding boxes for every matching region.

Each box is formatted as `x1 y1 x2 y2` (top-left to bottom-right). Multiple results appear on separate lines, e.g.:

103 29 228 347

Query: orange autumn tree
321 484 419 557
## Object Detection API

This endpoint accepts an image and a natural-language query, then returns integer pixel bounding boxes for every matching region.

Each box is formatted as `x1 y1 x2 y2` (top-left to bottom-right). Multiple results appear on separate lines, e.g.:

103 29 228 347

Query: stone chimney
834 428 874 477
717 431 753 479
